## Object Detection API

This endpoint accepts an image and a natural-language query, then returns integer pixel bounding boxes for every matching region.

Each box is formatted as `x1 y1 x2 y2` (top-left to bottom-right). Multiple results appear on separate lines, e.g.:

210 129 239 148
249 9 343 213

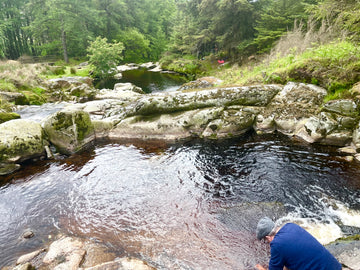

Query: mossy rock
0 112 21 124
42 109 95 154
0 119 46 163
22 91 47 105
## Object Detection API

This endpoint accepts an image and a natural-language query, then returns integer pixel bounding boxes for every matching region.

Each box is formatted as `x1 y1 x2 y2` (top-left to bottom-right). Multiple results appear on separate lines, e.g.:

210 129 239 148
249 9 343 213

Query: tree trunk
61 26 69 63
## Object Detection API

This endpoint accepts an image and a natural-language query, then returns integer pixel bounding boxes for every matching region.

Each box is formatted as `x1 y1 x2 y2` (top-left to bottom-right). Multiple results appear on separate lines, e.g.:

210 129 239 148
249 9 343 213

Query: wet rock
0 163 21 176
16 248 45 265
42 109 95 154
12 263 35 270
326 240 360 270
82 257 156 270
0 119 46 163
22 230 35 239
80 243 116 268
43 236 86 269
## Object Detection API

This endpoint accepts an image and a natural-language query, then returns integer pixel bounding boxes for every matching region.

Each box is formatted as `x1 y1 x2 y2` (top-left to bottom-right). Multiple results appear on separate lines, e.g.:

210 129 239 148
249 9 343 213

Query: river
94 68 189 93
1 134 360 269
1 72 360 269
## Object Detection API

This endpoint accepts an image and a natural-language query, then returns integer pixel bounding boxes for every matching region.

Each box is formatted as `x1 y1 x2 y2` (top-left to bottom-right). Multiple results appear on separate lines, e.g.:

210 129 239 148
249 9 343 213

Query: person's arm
255 265 289 270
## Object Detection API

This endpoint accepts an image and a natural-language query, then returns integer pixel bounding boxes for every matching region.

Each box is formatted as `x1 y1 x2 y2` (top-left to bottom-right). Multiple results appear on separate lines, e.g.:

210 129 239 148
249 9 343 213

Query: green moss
74 112 94 141
0 80 17 92
0 112 21 124
22 91 47 105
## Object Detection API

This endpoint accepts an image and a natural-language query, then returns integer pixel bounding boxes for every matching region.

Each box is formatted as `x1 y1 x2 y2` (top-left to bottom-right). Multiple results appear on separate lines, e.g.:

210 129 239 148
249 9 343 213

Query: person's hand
255 264 267 270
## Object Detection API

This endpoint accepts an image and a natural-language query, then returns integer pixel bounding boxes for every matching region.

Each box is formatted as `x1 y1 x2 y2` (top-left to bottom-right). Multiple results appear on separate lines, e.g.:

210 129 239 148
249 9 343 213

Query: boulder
255 82 327 136
42 109 95 154
202 106 258 139
129 84 280 118
0 119 46 163
295 112 356 146
11 236 154 270
47 77 96 102
322 99 358 117
109 109 208 141
116 64 139 72
43 236 86 270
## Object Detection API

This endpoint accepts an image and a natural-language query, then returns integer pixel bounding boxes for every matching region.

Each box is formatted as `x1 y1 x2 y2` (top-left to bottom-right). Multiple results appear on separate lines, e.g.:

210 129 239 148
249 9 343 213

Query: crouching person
255 217 342 270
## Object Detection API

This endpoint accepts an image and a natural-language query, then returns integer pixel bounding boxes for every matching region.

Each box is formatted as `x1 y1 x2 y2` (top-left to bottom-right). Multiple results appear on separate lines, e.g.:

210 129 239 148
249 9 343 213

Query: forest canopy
0 0 359 64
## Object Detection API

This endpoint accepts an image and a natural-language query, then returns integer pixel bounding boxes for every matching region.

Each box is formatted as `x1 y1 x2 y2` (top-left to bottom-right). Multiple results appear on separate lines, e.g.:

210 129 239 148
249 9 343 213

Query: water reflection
95 69 188 93
1 134 360 269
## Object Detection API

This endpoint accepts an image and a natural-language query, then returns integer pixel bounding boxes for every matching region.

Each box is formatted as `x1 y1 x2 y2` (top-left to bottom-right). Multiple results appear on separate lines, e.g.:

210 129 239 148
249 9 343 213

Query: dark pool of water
1 134 360 269
94 69 189 93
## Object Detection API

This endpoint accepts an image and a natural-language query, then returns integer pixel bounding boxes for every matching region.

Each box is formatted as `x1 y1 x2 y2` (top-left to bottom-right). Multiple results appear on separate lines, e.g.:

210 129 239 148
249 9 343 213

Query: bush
87 37 124 79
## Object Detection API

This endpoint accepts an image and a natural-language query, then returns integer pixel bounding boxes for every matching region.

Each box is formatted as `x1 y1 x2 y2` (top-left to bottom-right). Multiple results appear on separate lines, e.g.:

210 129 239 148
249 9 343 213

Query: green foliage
87 37 124 78
118 28 150 63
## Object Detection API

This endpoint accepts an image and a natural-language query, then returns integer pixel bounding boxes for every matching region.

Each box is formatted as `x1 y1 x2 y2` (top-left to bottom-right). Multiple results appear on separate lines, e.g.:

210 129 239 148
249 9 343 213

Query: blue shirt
269 223 342 270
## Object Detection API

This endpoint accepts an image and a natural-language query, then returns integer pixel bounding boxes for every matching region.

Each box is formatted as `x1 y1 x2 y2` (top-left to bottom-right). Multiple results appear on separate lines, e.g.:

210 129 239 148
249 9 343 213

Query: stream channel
1 70 360 269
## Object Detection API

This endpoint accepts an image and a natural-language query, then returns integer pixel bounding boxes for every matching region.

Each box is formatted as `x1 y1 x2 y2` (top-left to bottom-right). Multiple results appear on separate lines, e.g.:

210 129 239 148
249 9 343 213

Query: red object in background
217 60 225 64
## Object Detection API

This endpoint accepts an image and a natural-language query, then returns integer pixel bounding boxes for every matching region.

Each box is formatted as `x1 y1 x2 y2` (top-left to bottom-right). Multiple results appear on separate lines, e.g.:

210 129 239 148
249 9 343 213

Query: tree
0 0 32 59
27 0 98 62
311 0 360 41
253 0 320 53
118 28 150 63
87 37 124 78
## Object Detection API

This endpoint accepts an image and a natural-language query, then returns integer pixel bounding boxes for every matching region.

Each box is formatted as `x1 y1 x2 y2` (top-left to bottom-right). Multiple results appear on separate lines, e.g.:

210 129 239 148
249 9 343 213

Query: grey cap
256 217 275 240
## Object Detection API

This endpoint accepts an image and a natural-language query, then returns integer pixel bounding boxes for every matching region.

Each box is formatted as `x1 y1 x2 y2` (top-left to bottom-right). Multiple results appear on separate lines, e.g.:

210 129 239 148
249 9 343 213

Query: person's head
256 217 276 243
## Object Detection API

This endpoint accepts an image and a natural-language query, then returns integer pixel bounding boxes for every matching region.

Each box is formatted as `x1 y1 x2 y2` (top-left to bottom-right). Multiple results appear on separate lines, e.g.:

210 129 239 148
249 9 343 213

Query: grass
0 59 91 105
213 40 360 101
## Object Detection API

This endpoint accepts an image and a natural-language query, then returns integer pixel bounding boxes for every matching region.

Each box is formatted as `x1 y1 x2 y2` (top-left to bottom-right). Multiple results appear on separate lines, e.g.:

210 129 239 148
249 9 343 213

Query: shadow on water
94 68 189 93
1 133 360 269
